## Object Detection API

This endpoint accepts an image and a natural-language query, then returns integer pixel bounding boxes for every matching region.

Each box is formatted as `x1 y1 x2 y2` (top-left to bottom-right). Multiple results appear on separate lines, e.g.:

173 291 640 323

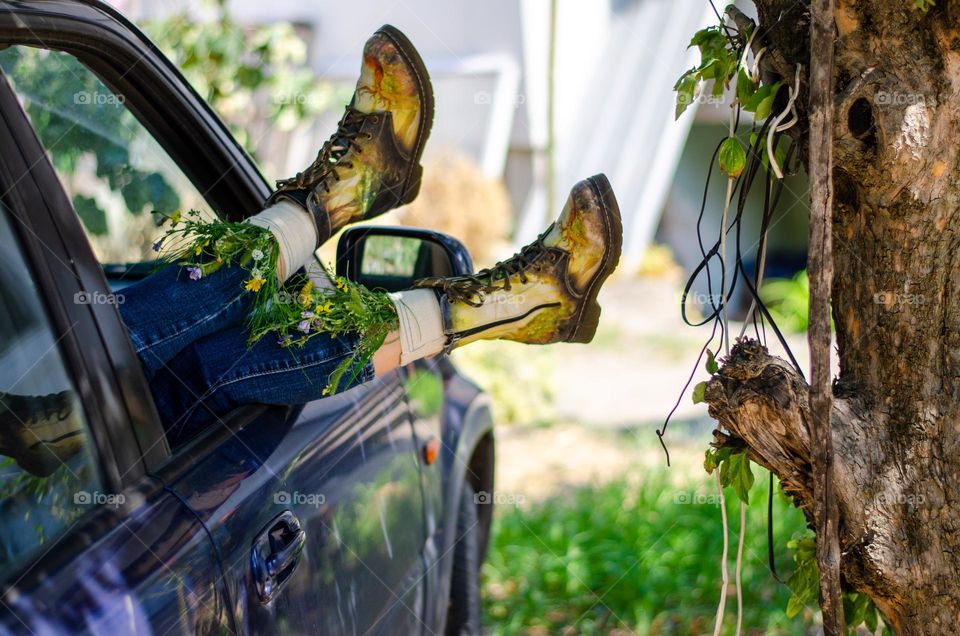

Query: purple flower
297 320 311 334
187 266 202 281
152 239 163 252
277 336 292 347
301 310 314 319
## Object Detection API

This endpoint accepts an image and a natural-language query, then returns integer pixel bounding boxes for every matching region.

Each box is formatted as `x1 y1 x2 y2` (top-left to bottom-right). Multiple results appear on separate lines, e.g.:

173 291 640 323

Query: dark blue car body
0 1 495 633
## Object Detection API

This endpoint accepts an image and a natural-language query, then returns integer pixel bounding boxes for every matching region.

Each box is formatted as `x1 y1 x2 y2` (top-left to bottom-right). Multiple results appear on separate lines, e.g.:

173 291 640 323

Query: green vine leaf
718 451 754 504
785 531 889 633
673 24 740 119
915 0 935 11
719 137 746 178
705 348 719 374
743 81 782 120
674 72 698 119
703 446 732 474
736 68 756 105
692 381 708 404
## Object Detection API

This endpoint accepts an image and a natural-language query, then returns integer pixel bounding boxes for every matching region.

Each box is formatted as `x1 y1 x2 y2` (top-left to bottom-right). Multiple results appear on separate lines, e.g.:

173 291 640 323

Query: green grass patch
482 469 815 634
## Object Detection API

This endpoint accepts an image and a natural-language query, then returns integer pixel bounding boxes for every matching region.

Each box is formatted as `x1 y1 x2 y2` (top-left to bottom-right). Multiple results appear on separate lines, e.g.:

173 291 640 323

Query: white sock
248 200 317 282
388 289 447 365
303 256 336 291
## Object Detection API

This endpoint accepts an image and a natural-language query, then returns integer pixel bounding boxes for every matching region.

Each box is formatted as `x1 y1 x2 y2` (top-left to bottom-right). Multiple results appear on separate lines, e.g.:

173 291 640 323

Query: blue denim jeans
118 263 372 443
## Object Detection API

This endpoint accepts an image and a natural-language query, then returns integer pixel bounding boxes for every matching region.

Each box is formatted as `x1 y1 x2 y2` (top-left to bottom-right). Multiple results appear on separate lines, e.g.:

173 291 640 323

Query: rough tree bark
705 1 960 632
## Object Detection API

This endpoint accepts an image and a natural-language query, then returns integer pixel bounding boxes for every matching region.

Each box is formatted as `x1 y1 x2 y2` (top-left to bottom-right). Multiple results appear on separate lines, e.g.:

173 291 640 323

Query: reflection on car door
0 67 232 634
167 371 429 634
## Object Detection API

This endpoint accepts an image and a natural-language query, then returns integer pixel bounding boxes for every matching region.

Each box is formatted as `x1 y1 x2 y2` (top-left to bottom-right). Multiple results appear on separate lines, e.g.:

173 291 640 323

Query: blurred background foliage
143 0 340 158
482 463 814 635
760 270 812 334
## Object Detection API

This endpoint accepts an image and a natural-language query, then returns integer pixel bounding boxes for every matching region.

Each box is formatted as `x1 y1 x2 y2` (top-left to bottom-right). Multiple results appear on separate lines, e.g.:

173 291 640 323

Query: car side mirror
335 226 474 292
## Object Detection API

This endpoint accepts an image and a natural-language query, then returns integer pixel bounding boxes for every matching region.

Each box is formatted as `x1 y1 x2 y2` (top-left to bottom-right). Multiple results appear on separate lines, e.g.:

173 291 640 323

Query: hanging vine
662 3 903 632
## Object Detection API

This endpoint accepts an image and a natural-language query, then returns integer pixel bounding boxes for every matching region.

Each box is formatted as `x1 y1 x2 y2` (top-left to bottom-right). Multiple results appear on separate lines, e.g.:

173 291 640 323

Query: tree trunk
707 1 960 632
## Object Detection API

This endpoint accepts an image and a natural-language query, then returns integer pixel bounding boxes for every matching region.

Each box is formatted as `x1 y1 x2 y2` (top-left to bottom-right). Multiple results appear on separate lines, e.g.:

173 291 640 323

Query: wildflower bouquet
154 210 398 395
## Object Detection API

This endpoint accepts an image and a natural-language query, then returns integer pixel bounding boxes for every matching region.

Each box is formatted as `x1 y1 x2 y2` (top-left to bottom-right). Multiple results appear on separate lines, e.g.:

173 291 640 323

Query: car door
0 60 232 633
166 377 429 635
0 2 432 633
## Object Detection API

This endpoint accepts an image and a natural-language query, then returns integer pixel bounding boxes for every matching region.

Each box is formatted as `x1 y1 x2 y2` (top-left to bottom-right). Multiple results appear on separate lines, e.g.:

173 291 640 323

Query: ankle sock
248 200 317 282
388 289 447 365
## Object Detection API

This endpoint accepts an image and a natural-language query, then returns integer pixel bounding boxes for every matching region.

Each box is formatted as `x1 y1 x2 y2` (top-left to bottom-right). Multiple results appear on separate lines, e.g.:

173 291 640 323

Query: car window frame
0 70 133 491
0 0 274 477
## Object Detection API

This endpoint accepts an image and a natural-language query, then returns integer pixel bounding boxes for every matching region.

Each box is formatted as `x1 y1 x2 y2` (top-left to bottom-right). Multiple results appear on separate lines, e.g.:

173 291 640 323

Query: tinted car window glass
0 206 104 581
0 46 215 265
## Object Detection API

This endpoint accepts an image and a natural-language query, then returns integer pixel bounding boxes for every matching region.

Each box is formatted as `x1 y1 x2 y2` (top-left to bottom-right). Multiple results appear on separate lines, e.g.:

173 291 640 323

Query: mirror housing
336 226 474 293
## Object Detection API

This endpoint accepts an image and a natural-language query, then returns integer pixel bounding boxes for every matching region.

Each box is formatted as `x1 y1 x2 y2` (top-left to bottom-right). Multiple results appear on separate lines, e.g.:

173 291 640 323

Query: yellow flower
298 281 314 306
194 245 203 256
322 386 332 396
335 278 349 292
169 210 182 224
245 277 265 292
315 301 333 314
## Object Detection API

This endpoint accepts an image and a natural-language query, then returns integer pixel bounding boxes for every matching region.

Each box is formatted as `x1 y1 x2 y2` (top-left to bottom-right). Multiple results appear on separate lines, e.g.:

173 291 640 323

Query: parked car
0 1 494 633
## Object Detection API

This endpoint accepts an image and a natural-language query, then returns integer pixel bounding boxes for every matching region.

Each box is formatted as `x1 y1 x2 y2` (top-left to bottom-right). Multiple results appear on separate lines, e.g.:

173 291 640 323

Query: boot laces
275 108 374 194
417 225 559 306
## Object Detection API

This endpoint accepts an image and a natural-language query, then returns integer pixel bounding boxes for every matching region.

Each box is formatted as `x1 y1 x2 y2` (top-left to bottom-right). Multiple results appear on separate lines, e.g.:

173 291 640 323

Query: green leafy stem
155 210 398 395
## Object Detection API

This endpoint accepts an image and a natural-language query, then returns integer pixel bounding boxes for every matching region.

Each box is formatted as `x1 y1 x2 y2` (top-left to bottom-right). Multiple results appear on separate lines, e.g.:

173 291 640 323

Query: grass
481 467 816 635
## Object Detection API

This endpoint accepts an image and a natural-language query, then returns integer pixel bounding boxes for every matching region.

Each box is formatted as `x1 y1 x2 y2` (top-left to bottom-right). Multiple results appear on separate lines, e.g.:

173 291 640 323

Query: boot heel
569 299 602 343
402 163 424 204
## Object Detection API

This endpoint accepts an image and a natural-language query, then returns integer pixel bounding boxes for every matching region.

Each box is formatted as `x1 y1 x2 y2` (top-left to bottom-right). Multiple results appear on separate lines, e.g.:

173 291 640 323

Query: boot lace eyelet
371 115 380 124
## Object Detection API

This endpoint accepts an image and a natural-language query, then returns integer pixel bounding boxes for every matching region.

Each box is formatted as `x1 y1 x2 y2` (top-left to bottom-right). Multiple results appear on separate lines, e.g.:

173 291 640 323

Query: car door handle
251 510 306 603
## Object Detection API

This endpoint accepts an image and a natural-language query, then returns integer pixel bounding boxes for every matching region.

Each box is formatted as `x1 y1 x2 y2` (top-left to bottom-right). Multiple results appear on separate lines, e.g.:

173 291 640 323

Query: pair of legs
0 25 622 472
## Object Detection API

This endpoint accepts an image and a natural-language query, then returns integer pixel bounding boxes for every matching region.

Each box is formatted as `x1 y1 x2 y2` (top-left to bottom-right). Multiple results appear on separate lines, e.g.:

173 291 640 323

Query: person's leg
392 174 622 355
120 24 433 373
119 262 254 378
149 324 375 444
151 174 621 442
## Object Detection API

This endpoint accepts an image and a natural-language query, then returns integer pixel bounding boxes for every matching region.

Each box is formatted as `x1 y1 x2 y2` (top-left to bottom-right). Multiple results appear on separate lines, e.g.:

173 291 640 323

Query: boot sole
376 24 435 206
569 173 622 344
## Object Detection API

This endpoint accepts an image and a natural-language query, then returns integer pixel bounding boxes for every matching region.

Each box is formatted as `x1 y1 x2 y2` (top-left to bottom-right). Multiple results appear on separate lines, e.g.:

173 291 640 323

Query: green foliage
704 447 754 504
451 341 557 426
156 211 398 395
760 270 812 334
705 348 719 374
915 0 936 11
483 468 811 634
692 380 707 404
143 0 344 158
674 25 740 119
743 81 783 120
785 531 890 634
0 47 180 236
404 369 444 418
719 136 746 178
